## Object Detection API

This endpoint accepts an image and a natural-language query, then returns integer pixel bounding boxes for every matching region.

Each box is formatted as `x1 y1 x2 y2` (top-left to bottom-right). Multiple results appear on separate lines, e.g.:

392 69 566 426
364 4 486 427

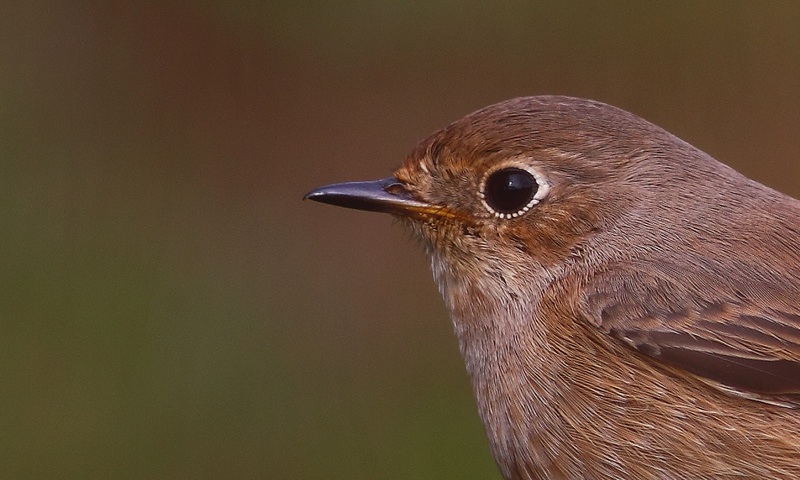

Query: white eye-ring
478 165 550 219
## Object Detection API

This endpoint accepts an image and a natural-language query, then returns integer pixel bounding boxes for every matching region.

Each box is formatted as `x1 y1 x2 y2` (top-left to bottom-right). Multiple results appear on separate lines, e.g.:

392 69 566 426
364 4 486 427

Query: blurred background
2 1 799 478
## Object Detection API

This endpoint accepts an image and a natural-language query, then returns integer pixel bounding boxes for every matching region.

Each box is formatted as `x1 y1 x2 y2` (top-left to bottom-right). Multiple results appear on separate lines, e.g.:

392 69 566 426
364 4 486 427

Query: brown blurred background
2 1 799 478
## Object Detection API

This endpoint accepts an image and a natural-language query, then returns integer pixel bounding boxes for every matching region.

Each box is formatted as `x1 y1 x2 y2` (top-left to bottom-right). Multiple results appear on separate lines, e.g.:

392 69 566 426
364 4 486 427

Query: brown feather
310 95 800 478
397 96 800 478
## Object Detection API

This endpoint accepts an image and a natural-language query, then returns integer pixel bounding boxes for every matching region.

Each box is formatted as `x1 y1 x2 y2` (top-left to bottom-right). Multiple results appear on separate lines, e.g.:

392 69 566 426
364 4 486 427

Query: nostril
383 179 413 198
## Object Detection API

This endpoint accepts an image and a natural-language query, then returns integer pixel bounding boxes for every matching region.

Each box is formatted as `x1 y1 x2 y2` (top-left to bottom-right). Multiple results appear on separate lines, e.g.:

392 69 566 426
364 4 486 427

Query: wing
582 264 800 407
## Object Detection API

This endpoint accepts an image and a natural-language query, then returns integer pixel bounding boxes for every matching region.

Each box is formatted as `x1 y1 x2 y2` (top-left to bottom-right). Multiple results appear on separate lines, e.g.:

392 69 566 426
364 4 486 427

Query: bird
304 96 800 479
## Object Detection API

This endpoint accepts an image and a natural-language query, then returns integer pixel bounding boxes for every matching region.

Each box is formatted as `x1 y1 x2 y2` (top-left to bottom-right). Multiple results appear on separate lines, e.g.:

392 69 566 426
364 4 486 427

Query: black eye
482 167 540 218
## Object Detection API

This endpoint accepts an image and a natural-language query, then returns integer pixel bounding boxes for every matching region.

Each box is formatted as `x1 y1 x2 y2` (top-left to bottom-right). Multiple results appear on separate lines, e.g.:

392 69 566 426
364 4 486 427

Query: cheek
513 202 602 263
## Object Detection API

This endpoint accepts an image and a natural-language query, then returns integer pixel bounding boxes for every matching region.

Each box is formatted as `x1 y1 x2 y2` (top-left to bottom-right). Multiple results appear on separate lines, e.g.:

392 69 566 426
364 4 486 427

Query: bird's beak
304 177 455 219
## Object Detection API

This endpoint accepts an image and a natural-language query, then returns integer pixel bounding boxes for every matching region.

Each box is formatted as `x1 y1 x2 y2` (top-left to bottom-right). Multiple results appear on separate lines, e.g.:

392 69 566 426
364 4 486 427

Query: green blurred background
2 1 799 478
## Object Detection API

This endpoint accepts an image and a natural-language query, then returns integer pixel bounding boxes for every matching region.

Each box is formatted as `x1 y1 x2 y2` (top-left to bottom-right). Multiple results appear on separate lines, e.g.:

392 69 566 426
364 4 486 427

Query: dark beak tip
304 182 350 204
302 189 323 201
303 187 347 207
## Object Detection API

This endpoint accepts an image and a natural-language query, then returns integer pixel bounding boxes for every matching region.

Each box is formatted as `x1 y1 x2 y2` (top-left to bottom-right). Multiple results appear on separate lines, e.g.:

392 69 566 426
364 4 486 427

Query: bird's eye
481 167 543 218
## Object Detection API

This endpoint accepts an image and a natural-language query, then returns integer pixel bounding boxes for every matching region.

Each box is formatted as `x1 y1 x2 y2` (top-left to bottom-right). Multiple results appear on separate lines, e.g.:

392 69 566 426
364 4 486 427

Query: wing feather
582 265 800 406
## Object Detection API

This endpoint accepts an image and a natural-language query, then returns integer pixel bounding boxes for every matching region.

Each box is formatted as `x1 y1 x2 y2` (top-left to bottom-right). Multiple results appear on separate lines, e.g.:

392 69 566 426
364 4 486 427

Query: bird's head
306 96 707 304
